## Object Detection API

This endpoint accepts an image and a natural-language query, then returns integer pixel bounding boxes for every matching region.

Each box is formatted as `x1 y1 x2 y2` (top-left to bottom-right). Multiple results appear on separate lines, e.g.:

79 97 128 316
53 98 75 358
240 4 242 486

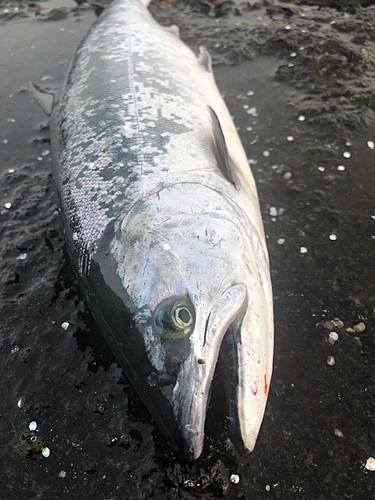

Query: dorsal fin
198 47 212 73
29 82 55 115
207 105 236 188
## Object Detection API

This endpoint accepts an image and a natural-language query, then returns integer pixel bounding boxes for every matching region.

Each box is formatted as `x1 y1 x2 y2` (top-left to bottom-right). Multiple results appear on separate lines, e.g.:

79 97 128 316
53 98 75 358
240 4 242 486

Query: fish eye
153 296 195 342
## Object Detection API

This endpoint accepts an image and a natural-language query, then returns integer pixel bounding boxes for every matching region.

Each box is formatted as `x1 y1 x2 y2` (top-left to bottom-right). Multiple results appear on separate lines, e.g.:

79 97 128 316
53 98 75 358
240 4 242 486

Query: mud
1 0 375 498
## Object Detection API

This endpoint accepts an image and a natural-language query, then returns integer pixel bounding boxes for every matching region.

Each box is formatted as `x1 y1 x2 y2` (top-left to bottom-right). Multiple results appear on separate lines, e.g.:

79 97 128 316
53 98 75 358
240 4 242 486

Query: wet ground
1 0 375 498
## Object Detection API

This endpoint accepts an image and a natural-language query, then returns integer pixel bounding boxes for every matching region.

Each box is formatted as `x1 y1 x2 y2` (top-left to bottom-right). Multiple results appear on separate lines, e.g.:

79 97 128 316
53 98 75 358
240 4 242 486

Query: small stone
246 107 258 116
230 474 240 484
329 234 337 241
7 118 15 123
367 141 375 150
288 63 294 67
3 139 8 144
323 318 344 329
298 115 306 121
329 332 339 344
41 75 52 81
248 159 257 165
285 25 291 30
42 447 50 458
318 166 325 171
17 397 26 408
334 428 344 438
353 322 366 333
61 322 70 330
37 156 43 161
284 172 292 179
277 238 285 245
4 202 12 209
337 165 345 171
8 168 15 173
327 356 335 366
246 126 253 131
247 90 254 96
11 345 19 354
16 253 27 260
287 136 294 141
300 247 308 254
269 207 277 217
366 457 375 471
343 151 351 158
290 52 297 58
265 484 271 491
58 470 67 478
41 149 50 156
29 421 37 431
263 150 270 157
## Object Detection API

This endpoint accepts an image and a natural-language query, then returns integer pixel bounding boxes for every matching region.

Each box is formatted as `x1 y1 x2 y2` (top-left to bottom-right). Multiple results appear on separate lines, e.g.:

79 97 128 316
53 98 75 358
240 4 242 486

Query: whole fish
33 0 273 460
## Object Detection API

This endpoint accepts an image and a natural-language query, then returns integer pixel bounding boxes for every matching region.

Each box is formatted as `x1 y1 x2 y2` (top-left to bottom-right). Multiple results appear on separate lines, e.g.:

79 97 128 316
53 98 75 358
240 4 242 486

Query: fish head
110 182 273 460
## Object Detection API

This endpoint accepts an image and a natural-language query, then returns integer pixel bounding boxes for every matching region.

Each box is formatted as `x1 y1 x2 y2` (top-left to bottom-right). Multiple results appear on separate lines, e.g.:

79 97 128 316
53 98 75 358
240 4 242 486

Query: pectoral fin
29 82 54 115
207 105 236 188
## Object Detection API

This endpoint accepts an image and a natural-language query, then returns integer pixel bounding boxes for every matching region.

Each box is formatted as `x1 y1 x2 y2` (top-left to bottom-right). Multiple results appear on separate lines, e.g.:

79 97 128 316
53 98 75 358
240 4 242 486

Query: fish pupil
177 307 190 325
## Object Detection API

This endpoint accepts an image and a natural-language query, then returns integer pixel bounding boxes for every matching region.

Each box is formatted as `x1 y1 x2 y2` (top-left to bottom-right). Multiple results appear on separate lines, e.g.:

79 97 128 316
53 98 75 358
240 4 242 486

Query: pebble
230 474 240 484
287 136 294 141
353 322 366 333
17 397 26 408
4 202 12 209
29 421 37 431
58 470 67 479
318 166 325 171
247 107 258 116
367 141 375 150
334 429 344 438
265 484 271 491
329 234 337 241
290 52 297 57
16 253 27 260
329 332 339 344
269 207 277 217
300 247 308 254
327 356 335 366
277 238 285 245
61 322 70 330
298 115 306 121
337 165 345 171
284 172 292 179
41 149 50 156
3 139 8 144
285 25 291 30
11 345 19 354
343 151 351 158
263 150 270 157
248 159 257 165
7 118 15 122
42 447 50 458
247 90 254 96
8 168 15 173
366 457 375 471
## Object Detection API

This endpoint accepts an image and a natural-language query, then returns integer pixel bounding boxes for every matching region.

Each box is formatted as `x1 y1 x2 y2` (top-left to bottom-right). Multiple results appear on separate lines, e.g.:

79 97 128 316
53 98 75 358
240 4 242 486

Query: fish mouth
172 283 272 461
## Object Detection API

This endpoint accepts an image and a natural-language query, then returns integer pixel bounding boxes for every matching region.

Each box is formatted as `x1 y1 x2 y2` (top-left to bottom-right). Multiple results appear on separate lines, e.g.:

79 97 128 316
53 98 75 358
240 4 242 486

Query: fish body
48 0 273 460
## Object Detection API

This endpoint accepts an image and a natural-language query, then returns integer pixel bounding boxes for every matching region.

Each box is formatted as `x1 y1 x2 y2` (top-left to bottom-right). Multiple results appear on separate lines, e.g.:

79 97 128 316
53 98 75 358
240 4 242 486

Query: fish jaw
172 281 273 461
172 283 247 461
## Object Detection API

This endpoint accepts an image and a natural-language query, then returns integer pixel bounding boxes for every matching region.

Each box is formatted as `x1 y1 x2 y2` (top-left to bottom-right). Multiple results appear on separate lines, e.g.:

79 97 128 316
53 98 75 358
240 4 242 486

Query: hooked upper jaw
173 284 274 460
172 282 273 461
